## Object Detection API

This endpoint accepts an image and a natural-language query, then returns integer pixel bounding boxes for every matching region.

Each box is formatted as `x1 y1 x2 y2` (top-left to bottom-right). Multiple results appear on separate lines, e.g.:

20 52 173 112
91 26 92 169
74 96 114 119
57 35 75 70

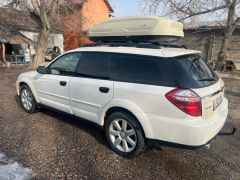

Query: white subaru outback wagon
16 45 228 157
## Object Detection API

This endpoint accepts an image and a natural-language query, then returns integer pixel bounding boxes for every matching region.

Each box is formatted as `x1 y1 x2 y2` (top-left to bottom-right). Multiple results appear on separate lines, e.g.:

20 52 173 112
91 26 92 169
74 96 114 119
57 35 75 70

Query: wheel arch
18 80 40 103
99 101 153 138
104 106 147 138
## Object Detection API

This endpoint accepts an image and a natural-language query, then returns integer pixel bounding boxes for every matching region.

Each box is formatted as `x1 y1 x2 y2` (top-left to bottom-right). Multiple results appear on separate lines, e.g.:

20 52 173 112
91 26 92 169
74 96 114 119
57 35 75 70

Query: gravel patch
0 67 239 179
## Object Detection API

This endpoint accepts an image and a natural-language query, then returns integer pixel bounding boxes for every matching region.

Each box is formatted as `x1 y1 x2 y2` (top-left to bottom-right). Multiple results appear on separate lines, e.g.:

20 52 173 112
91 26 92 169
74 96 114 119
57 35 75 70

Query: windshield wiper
198 78 215 81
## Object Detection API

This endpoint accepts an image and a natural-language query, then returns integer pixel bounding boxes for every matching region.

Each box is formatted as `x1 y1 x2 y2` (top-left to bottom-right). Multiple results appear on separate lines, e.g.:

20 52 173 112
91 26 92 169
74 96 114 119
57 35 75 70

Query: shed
182 23 240 68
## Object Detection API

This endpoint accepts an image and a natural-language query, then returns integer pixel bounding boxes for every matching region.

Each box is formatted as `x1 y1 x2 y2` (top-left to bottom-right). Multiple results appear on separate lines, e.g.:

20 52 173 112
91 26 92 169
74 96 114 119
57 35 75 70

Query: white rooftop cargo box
88 16 184 43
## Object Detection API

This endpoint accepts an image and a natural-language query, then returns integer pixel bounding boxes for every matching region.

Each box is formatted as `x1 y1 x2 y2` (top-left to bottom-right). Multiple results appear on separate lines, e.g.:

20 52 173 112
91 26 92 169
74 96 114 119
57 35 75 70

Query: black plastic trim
146 135 218 150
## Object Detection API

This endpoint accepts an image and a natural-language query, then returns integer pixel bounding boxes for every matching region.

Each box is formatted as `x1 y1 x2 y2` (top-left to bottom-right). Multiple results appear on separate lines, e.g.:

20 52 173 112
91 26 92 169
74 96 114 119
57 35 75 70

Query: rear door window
171 55 218 88
76 52 110 80
110 53 176 87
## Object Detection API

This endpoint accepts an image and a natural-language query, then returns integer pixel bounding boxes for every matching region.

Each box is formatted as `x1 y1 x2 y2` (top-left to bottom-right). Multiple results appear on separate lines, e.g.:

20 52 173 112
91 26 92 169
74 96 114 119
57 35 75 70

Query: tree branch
178 5 227 21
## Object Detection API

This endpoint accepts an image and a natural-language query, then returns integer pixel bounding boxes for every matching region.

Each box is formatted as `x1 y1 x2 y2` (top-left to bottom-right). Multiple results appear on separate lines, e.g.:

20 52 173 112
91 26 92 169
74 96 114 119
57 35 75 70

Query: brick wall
64 0 110 51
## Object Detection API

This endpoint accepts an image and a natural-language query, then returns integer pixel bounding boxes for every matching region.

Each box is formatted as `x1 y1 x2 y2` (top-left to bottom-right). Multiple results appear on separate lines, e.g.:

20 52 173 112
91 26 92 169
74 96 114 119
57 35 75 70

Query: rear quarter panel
99 81 187 138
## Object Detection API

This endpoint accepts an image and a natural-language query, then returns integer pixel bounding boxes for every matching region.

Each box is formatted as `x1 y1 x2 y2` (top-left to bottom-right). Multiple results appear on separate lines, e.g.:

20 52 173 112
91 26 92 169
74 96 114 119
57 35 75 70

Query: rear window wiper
198 78 215 81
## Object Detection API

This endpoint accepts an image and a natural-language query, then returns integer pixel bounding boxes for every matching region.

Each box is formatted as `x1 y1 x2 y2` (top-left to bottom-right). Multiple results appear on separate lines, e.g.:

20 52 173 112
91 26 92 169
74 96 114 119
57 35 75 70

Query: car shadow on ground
14 94 160 155
14 94 108 146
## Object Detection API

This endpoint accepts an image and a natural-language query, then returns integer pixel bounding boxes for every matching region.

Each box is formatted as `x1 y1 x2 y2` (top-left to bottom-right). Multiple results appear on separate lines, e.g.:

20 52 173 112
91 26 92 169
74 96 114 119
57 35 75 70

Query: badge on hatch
213 95 223 111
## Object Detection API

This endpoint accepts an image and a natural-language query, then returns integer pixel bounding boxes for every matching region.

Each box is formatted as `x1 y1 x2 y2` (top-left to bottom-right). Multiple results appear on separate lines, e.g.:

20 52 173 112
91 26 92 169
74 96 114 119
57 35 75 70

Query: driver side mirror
36 66 46 74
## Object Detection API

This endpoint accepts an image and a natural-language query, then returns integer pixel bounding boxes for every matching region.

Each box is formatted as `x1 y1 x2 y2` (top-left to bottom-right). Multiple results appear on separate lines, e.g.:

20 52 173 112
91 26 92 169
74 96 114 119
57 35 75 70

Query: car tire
20 85 37 114
105 112 146 158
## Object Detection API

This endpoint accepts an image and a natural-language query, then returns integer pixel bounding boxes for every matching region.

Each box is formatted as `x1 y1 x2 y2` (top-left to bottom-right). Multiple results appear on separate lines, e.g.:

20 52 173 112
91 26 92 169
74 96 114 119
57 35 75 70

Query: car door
69 52 114 123
35 52 81 113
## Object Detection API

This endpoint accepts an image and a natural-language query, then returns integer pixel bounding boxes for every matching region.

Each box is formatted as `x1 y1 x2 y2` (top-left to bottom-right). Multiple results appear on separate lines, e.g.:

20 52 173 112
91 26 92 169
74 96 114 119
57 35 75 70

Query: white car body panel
16 46 228 148
69 77 114 123
16 71 40 103
144 98 227 145
35 74 73 113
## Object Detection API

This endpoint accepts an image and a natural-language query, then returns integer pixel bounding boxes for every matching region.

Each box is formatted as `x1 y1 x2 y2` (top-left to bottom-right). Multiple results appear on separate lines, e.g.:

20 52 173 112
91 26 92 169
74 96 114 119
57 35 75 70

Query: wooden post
2 42 5 61
2 42 9 68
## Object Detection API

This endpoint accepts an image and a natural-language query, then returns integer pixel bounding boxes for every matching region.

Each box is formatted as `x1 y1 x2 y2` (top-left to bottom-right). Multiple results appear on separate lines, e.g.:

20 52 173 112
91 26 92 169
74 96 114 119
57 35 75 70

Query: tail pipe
218 127 237 136
203 126 236 150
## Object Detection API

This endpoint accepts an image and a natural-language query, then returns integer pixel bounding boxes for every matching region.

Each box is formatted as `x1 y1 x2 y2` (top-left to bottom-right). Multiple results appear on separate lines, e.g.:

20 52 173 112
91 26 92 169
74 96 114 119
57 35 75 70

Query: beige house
0 7 64 64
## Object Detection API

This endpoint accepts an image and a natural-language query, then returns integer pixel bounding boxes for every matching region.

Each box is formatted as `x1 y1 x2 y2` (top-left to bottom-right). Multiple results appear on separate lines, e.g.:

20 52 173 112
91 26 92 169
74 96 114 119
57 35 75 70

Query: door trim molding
37 90 69 101
70 98 101 108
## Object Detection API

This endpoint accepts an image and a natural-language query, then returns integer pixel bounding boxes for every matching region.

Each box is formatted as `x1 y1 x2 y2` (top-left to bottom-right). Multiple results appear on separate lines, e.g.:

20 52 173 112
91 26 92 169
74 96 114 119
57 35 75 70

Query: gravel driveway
0 67 239 179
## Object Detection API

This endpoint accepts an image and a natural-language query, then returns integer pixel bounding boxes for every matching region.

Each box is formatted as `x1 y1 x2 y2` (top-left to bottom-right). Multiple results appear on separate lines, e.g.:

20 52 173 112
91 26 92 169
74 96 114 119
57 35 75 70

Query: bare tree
142 0 240 70
6 0 77 68
0 43 7 67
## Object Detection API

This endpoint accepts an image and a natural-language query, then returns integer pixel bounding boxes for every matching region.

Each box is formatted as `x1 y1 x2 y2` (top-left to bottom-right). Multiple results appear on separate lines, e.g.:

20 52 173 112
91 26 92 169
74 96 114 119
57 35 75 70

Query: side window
111 54 176 87
76 52 110 79
48 53 82 76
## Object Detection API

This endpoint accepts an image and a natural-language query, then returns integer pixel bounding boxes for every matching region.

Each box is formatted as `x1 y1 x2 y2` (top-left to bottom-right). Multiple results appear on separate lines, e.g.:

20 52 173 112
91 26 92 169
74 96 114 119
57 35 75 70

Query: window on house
33 35 38 43
48 36 55 47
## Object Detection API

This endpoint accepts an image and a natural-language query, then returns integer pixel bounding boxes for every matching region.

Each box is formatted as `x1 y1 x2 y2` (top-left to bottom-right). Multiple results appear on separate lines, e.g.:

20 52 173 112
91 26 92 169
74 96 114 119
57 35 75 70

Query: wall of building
81 0 110 45
81 0 110 31
20 31 64 53
210 30 240 62
64 0 111 51
182 31 211 61
182 29 240 67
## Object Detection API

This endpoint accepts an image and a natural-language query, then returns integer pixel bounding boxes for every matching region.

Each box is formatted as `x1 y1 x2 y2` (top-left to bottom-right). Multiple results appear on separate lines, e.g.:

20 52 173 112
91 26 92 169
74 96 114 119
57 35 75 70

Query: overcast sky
109 0 144 17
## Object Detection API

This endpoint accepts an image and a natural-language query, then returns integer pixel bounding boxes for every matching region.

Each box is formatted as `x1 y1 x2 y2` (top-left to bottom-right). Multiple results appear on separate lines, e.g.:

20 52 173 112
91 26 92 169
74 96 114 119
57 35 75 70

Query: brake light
166 88 202 117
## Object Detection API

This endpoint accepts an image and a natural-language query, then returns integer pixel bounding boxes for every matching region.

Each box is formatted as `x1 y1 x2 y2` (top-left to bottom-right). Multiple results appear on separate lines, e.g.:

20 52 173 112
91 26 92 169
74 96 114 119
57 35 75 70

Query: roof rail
80 41 187 49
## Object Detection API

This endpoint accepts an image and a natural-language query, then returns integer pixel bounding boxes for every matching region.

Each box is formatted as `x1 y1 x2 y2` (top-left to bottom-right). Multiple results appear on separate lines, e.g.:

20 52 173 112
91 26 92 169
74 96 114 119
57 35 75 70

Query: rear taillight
166 88 202 117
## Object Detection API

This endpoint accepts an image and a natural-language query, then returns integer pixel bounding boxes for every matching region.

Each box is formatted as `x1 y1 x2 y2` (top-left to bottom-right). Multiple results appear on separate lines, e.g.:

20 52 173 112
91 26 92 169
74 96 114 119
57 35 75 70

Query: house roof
0 25 34 44
103 0 114 13
71 0 113 13
184 21 240 30
0 7 63 33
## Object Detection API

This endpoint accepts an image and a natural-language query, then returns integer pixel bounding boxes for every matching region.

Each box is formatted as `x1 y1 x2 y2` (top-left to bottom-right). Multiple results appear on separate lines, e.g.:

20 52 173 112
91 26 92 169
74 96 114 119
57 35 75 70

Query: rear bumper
146 133 218 149
142 98 228 147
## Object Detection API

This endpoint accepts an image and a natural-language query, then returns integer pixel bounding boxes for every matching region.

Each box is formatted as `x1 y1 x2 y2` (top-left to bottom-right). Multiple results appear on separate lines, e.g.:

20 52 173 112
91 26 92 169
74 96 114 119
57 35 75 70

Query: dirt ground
0 67 239 179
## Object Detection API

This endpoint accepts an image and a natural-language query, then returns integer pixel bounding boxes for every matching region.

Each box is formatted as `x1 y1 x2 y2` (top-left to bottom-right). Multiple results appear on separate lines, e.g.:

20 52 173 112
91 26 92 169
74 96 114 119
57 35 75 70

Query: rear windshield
171 55 218 88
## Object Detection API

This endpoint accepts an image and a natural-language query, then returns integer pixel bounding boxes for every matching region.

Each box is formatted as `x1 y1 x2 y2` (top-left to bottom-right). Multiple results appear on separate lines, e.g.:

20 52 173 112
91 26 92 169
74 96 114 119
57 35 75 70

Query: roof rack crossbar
80 41 187 49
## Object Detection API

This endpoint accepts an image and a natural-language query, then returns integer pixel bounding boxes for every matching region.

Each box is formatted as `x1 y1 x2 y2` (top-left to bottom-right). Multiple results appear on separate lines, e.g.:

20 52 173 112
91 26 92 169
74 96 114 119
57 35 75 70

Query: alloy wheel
109 119 137 153
21 89 33 111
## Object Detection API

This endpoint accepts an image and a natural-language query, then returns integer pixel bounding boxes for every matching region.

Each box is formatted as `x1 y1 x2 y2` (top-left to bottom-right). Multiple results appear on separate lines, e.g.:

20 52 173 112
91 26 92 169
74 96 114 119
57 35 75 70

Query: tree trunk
32 28 50 69
215 33 230 70
1 43 7 67
215 2 236 70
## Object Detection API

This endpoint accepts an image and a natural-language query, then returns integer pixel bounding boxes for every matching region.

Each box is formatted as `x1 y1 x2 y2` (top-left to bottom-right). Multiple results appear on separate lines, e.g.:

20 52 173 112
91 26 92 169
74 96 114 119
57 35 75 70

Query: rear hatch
171 55 224 120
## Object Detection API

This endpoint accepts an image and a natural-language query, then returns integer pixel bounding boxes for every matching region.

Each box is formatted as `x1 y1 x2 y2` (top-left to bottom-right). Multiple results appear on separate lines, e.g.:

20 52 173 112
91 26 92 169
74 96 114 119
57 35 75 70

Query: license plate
213 95 223 111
